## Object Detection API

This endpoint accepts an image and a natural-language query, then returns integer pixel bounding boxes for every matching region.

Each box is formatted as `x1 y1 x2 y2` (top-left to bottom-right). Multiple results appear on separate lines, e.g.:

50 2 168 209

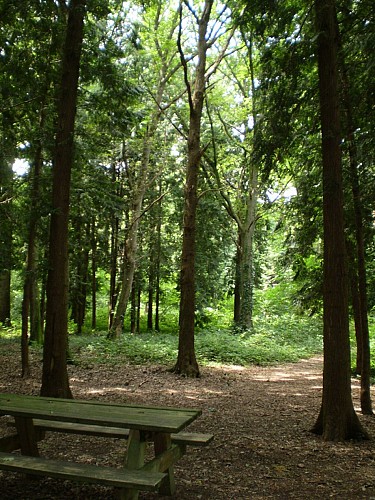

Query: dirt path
1 345 375 499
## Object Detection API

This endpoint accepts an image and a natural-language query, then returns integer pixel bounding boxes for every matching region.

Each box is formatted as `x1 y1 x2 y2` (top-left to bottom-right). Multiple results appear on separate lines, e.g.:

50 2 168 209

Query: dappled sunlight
86 387 129 395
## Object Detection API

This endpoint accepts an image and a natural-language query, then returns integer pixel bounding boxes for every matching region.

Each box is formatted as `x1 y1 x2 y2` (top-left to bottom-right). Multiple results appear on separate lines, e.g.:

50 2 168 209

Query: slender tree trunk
108 163 120 329
233 233 242 324
109 199 142 338
21 103 46 376
109 106 167 337
338 32 372 414
108 9 180 338
91 217 97 330
147 265 154 331
0 157 12 326
311 0 367 440
130 280 136 334
136 283 141 334
174 1 214 377
155 184 162 332
41 0 86 398
349 263 363 374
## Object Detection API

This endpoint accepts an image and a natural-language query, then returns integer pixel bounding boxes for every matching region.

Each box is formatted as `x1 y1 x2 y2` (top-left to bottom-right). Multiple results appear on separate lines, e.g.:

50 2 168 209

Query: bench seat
0 451 165 490
8 419 214 447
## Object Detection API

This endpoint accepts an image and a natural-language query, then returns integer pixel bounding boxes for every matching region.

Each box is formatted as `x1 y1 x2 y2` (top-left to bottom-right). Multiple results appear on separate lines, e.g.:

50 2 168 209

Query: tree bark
173 1 214 377
90 217 97 330
0 157 12 326
41 0 86 398
337 22 372 414
108 194 143 338
311 0 368 440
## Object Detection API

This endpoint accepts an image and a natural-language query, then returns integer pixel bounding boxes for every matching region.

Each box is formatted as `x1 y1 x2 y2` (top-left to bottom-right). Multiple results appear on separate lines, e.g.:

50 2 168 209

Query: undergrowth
65 313 323 367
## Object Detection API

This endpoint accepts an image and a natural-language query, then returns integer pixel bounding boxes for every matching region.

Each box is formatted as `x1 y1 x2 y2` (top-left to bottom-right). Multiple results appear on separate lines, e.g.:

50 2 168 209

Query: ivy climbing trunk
238 163 257 330
41 0 86 398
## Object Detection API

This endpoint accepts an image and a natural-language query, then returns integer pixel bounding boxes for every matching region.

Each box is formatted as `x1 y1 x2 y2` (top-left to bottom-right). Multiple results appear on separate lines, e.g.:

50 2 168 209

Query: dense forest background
0 0 374 430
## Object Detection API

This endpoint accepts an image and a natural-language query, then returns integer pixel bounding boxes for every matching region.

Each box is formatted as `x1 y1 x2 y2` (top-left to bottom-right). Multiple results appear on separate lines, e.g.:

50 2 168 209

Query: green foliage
64 309 322 367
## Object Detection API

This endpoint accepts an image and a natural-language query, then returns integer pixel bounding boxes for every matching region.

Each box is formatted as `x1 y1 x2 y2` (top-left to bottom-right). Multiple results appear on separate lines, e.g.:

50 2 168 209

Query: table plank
0 393 201 433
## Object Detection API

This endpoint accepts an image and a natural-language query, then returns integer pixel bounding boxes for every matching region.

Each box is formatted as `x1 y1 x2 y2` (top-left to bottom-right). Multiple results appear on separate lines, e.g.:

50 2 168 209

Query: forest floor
1 342 375 499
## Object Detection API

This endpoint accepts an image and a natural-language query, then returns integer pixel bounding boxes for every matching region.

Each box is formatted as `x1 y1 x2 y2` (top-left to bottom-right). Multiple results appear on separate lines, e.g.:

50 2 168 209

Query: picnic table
0 393 213 499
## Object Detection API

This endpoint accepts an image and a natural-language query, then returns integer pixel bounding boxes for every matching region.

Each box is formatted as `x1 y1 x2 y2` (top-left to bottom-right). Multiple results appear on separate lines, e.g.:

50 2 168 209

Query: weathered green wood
0 452 165 490
153 432 175 495
142 444 183 474
7 419 213 446
0 393 200 433
122 430 147 500
0 434 21 452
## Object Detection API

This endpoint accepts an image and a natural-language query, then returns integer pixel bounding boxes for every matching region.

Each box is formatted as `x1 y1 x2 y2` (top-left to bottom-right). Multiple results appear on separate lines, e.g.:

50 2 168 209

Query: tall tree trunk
91 217 97 330
233 233 242 324
155 182 162 332
21 100 47 376
108 198 142 338
173 1 214 377
238 164 257 330
337 24 372 414
311 0 367 440
349 261 363 374
21 144 42 376
71 218 90 335
108 162 120 329
147 264 154 331
130 280 136 334
108 8 180 337
0 157 12 326
41 0 86 398
109 84 170 336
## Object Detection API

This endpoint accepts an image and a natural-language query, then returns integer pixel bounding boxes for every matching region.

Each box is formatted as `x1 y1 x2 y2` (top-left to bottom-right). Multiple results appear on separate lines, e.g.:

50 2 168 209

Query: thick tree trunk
311 0 368 440
238 164 257 330
41 0 86 398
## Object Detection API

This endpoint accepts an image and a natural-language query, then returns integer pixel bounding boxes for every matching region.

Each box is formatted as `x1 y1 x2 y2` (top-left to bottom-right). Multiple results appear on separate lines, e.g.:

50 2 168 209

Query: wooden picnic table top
0 393 201 434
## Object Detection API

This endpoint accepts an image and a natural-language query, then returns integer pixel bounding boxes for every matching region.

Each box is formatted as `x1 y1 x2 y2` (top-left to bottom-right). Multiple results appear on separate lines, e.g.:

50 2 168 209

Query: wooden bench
8 419 214 448
1 394 212 499
0 451 166 491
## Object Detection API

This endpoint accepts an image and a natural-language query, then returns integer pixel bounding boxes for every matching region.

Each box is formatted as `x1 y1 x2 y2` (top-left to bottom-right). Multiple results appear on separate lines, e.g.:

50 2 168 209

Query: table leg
118 429 147 500
154 433 176 496
14 417 39 457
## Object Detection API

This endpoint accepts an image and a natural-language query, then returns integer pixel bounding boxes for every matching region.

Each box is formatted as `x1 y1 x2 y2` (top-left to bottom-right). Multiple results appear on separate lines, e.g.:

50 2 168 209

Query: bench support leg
118 429 147 500
154 433 176 496
14 417 39 457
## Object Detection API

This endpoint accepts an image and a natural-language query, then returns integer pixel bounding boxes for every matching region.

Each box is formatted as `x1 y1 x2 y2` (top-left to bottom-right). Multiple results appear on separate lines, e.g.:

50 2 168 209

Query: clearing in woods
1 343 375 499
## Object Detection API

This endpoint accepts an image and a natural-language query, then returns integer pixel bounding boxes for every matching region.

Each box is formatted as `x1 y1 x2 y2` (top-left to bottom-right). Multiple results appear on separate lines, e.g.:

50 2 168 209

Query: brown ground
1 342 375 499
